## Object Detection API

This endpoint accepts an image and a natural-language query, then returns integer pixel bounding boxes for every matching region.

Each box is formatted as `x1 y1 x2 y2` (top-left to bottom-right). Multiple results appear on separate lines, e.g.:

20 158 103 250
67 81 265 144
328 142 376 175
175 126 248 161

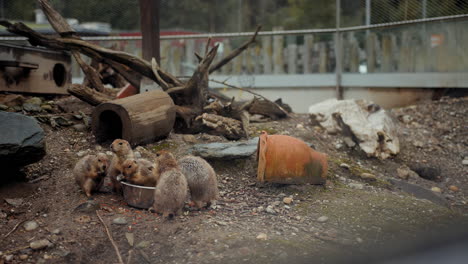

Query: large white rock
309 99 399 159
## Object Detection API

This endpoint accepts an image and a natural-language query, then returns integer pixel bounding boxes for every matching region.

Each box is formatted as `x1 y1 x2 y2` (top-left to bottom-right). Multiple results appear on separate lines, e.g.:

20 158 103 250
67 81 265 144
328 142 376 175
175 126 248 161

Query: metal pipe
335 0 343 99
2 14 468 41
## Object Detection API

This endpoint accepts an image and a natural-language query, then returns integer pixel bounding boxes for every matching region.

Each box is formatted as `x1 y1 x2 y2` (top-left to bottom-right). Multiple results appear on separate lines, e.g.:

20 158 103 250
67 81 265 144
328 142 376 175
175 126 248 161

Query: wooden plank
139 0 160 62
286 36 297 74
302 35 314 74
366 33 377 73
273 28 284 74
261 36 272 74
318 43 328 73
381 34 393 72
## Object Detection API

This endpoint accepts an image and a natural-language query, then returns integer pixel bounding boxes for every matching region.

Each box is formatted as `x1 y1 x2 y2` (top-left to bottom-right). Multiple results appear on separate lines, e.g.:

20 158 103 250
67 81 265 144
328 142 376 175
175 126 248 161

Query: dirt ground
0 95 467 264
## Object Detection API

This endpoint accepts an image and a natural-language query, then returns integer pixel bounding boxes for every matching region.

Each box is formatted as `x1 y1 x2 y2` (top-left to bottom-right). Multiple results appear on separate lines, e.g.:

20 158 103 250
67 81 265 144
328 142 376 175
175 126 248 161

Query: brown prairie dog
74 153 109 197
178 155 219 208
153 150 188 218
122 158 159 187
108 139 134 193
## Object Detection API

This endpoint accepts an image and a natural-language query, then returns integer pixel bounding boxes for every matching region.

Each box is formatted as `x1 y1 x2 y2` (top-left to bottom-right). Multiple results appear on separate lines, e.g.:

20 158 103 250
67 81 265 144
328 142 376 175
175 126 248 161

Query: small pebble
356 237 363 243
339 163 350 169
360 173 376 181
30 239 52 250
20 254 28 260
317 216 329 223
5 255 13 261
462 159 468 166
51 229 61 235
112 217 128 225
348 183 364 190
266 206 276 215
431 187 442 193
24 220 39 231
448 185 459 192
283 197 293 205
256 233 268 240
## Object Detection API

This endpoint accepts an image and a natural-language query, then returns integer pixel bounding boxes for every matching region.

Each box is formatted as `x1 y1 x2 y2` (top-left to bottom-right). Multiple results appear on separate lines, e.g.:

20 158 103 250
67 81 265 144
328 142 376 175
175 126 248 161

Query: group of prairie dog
74 139 219 217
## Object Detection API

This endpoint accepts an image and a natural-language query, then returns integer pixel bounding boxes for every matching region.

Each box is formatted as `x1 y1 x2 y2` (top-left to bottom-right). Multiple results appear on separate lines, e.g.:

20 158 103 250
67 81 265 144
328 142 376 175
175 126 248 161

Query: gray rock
189 137 259 160
136 241 151 249
410 165 441 181
348 183 364 190
40 104 53 112
76 150 87 157
51 229 61 235
112 217 128 225
462 159 468 166
5 255 13 261
73 200 100 214
72 124 87 132
25 97 42 106
360 173 376 181
4 198 23 207
0 104 8 111
0 112 46 168
30 239 52 250
23 103 42 112
317 216 329 223
23 220 39 231
266 205 276 215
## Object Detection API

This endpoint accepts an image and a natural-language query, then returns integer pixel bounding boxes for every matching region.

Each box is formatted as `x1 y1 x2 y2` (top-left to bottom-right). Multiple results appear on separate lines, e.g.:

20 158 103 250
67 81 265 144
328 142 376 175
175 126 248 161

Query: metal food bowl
121 181 155 209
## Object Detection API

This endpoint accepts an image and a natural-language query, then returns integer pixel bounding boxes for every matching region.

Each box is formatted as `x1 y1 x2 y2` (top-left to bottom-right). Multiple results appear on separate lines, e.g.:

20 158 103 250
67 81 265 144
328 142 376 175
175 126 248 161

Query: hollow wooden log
92 90 176 146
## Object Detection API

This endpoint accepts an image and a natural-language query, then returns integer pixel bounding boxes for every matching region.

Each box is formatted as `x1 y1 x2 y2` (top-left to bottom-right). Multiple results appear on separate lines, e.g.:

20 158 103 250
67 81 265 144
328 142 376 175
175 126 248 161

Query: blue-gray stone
189 137 258 160
0 112 46 168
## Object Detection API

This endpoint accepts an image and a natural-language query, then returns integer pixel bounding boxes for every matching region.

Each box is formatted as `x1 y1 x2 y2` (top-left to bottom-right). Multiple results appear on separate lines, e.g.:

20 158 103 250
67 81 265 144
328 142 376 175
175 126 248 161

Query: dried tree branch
151 57 171 90
208 79 289 117
96 210 124 264
67 84 112 106
3 220 26 239
209 25 261 74
72 51 105 92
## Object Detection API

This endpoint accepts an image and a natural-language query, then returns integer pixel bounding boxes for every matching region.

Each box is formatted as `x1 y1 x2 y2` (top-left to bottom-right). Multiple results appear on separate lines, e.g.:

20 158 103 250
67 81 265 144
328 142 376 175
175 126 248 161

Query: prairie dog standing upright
178 155 219 208
153 151 188 218
108 139 134 193
74 153 109 197
122 158 159 187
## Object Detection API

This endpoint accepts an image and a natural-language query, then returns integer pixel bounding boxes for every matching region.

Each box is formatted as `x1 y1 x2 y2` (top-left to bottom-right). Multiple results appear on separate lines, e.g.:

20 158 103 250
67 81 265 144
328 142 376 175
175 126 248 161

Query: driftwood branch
67 84 112 106
209 79 289 117
72 51 105 92
38 0 76 37
151 57 170 90
195 113 245 140
96 210 124 264
209 25 261 74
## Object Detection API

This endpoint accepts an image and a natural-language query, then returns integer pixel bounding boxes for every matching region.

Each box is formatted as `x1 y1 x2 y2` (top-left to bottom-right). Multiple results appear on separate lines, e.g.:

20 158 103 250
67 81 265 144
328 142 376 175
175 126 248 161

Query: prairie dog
122 158 159 187
153 151 188 218
74 153 109 197
179 155 219 208
108 139 134 193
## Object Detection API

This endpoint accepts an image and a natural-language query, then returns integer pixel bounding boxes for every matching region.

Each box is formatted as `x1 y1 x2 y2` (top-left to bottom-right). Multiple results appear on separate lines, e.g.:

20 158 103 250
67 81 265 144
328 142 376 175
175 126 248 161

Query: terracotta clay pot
257 131 328 184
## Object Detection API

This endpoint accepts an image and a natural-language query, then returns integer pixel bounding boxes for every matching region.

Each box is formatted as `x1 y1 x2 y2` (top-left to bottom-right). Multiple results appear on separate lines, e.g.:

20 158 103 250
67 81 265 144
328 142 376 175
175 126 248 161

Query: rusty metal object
92 90 175 146
0 43 71 94
257 131 328 184
121 181 155 209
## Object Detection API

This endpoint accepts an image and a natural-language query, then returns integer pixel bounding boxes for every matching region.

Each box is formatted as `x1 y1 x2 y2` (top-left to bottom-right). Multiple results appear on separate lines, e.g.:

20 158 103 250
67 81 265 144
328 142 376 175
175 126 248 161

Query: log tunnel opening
95 110 123 143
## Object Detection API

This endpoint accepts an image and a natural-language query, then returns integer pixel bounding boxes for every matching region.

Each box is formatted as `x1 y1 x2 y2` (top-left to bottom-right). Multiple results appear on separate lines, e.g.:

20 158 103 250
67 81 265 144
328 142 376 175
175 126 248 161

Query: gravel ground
0 95 467 264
